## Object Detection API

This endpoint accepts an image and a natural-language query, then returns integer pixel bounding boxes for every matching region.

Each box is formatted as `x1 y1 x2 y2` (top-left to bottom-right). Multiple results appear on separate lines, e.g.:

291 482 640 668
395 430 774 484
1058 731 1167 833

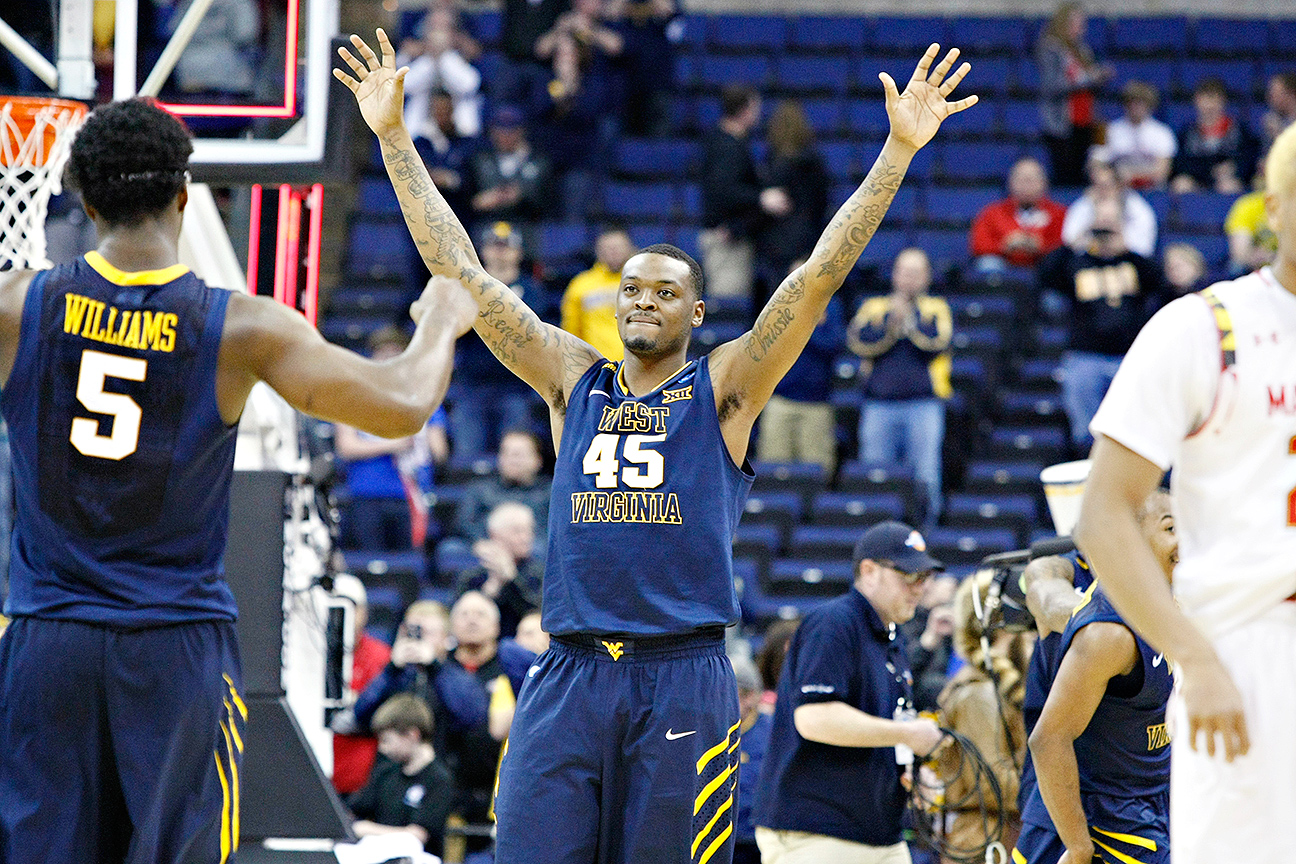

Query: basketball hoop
0 96 87 270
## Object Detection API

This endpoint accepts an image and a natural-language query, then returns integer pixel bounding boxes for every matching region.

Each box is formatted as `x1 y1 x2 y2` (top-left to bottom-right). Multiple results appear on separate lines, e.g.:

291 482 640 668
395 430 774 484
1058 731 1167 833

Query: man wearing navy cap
754 521 947 864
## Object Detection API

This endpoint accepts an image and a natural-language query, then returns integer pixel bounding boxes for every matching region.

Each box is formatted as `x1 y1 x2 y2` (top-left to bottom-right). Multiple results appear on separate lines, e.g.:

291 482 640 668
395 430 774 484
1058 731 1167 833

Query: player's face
616 253 703 359
1138 495 1178 581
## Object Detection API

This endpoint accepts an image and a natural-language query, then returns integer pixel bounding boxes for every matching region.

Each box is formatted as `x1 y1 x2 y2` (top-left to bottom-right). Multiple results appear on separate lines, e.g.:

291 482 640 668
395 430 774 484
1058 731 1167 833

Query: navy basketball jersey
1019 552 1093 811
1 252 239 626
544 356 754 635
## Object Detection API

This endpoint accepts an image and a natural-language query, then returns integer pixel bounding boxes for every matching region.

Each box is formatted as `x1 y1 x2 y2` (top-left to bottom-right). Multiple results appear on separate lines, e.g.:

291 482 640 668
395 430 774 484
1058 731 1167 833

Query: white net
0 98 87 271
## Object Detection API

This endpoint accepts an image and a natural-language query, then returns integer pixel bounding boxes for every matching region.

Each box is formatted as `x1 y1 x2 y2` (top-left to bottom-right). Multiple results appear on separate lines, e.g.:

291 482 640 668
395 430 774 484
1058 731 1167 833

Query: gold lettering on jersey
597 402 670 434
601 640 624 661
662 385 692 403
62 293 177 353
570 491 683 525
1074 262 1140 307
1146 723 1171 750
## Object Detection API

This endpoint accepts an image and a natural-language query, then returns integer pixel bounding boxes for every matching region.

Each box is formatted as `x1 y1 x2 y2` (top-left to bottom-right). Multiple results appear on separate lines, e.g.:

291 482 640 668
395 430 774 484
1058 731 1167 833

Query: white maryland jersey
1091 267 1296 638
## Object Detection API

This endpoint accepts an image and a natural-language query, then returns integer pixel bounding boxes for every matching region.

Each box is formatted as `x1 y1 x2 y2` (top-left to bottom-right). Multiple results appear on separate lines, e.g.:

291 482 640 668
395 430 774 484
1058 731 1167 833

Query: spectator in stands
759 101 830 299
1163 242 1208 296
1035 2 1114 187
757 257 843 473
455 501 545 638
331 573 393 797
755 618 800 713
1170 78 1257 195
337 326 450 551
970 156 1068 275
470 105 553 239
497 0 570 104
412 89 482 225
532 0 624 219
1262 71 1296 154
444 591 536 857
561 225 636 361
732 655 772 864
1098 80 1176 190
514 609 550 655
1040 196 1169 452
448 223 546 459
354 601 489 771
700 85 790 300
407 1 482 63
349 693 455 857
936 571 1032 860
905 573 959 713
847 249 952 529
171 0 259 101
1225 161 1277 277
605 0 680 137
453 429 551 545
399 9 483 140
1062 158 1158 258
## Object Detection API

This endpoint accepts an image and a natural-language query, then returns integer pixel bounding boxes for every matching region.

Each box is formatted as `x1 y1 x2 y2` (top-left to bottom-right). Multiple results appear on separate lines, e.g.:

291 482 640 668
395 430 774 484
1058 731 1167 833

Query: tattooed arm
335 30 601 432
708 44 977 462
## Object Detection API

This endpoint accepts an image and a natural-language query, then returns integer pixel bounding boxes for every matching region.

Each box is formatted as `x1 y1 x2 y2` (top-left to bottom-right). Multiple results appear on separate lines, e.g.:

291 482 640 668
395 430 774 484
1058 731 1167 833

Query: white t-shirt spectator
401 49 483 139
1102 116 1177 187
1090 268 1296 638
1062 190 1159 258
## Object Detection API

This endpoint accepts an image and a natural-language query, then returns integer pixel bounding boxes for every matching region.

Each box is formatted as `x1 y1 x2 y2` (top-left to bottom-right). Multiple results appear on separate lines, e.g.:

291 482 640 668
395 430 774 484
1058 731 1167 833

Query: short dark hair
1194 78 1228 100
1273 72 1296 96
720 85 758 120
637 243 704 300
372 693 435 740
66 97 193 226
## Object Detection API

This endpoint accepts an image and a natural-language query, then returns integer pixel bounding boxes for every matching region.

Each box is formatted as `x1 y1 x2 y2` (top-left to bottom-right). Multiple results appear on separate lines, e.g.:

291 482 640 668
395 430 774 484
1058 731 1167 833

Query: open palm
333 30 407 135
880 44 978 151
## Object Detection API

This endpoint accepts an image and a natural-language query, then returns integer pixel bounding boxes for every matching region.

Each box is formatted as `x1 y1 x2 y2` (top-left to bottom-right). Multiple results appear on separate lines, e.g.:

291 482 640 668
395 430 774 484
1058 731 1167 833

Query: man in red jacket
970 156 1067 276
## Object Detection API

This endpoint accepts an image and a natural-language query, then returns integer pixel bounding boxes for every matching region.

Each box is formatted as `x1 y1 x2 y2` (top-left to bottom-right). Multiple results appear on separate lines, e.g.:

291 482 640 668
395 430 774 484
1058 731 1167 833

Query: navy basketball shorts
0 617 245 864
1013 792 1170 864
493 629 741 864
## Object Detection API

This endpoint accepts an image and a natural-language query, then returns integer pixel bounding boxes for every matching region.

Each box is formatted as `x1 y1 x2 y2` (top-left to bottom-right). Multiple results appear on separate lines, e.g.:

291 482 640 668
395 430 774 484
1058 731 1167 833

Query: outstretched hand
333 29 408 136
879 44 977 152
413 275 479 337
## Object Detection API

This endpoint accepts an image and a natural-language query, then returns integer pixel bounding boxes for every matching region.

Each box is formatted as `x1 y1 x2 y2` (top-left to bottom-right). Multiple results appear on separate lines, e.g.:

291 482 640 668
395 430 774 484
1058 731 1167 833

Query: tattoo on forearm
743 272 805 363
813 156 904 281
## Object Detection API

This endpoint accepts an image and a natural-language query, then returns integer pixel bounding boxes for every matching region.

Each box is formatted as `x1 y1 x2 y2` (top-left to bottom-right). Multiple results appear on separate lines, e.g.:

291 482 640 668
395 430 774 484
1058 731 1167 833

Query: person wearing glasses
754 521 947 864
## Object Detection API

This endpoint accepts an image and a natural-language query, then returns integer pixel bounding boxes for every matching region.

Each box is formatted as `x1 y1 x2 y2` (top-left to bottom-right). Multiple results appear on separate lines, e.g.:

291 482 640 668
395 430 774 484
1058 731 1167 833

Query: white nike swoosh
1153 654 1164 667
665 729 697 740
590 389 611 399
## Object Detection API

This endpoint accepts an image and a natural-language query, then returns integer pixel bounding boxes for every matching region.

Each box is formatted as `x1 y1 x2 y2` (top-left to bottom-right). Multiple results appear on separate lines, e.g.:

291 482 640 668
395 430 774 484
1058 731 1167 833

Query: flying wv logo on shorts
601 640 625 661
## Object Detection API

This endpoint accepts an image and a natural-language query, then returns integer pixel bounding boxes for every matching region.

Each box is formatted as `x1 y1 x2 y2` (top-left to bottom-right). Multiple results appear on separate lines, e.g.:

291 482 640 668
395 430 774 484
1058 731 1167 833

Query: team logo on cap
906 530 927 551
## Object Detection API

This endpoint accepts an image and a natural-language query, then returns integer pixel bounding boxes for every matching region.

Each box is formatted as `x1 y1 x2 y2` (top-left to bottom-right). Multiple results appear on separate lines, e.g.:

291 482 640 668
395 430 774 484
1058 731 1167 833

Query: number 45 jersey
1 252 238 627
545 356 754 637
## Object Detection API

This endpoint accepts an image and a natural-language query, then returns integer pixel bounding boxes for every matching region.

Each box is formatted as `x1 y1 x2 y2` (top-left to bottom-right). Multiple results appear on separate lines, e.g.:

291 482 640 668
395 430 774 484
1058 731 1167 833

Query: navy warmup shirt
754 588 914 846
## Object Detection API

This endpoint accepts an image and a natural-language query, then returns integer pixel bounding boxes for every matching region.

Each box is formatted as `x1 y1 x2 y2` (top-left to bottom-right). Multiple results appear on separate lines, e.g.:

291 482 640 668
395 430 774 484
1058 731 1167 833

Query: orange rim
1 96 88 168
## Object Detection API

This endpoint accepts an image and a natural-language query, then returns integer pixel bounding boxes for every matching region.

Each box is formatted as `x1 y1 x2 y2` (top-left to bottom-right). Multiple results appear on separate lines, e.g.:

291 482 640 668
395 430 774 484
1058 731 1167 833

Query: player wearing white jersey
1075 122 1296 864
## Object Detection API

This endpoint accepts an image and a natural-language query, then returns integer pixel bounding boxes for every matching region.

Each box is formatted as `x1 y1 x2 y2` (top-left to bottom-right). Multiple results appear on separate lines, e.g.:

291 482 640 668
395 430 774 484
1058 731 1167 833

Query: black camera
974 536 1076 632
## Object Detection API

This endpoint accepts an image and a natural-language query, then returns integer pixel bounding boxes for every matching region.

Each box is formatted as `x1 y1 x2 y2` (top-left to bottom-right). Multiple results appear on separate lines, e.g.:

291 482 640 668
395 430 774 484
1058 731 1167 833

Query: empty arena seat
986 426 1069 464
810 491 906 527
943 492 1040 545
1109 16 1187 56
788 525 862 560
768 558 854 597
1172 191 1242 233
775 55 853 94
963 459 1046 496
957 18 1029 55
925 526 1018 567
708 14 788 52
868 16 951 54
1191 18 1270 56
788 16 869 53
751 461 829 506
698 55 773 89
996 390 1067 429
800 97 846 136
613 138 702 180
924 187 1000 229
741 491 803 544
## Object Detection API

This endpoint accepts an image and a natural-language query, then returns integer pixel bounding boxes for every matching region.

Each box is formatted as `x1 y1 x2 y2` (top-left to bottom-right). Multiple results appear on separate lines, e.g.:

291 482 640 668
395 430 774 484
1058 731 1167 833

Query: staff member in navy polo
753 521 947 864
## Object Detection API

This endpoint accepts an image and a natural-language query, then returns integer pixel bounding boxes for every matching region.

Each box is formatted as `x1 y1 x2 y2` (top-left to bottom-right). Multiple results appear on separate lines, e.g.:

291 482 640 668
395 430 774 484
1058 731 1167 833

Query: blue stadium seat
1173 191 1241 233
1192 18 1270 56
1108 17 1187 56
801 97 846 136
698 55 772 89
964 56 1014 96
1033 324 1068 359
940 142 1022 184
733 524 782 580
752 461 829 505
329 282 406 316
691 321 746 353
788 525 865 560
678 183 701 221
676 14 710 52
346 220 415 282
958 18 1030 55
887 186 920 223
671 226 701 261
741 491 803 543
673 54 698 90
1178 59 1259 100
464 11 502 47
855 228 910 267
1011 57 1039 93
1001 100 1042 138
356 178 401 215
789 17 870 53
935 98 982 138
845 97 889 138
1112 59 1175 97
627 223 668 249
1163 233 1228 269
834 462 919 519
433 542 478 579
924 187 1001 229
708 15 788 52
949 355 991 393
539 222 590 261
821 141 860 182
869 17 951 54
911 228 970 272
943 492 1040 544
603 181 675 221
768 558 854 597
613 138 702 180
738 561 831 624
951 325 1005 359
1015 358 1062 391
926 526 1018 567
963 458 1046 496
1270 22 1296 55
775 56 852 94
810 491 906 527
987 426 1069 464
996 391 1066 428
947 294 1017 328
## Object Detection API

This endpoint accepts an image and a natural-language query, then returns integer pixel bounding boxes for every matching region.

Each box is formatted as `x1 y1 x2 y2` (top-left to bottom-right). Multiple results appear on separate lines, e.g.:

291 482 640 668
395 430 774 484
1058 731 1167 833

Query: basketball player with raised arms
0 98 477 864
336 30 976 864
1076 122 1296 864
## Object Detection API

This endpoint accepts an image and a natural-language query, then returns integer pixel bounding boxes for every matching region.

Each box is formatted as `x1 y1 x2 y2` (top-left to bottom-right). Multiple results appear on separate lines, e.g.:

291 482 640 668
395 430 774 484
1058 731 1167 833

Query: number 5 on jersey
70 349 148 460
582 433 666 489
